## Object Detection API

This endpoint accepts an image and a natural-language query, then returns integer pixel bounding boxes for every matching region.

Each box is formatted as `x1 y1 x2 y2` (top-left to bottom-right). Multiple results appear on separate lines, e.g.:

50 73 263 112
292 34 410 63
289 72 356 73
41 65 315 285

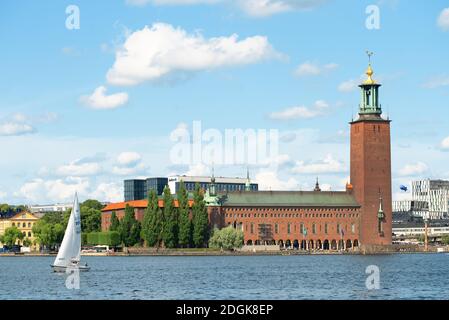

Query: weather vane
366 50 374 64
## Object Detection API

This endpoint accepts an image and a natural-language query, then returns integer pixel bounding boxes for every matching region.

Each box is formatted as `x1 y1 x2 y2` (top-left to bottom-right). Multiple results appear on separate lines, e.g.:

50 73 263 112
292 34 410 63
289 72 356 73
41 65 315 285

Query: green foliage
162 186 178 248
142 190 163 247
441 235 449 245
79 200 103 233
0 204 9 214
86 231 120 247
22 238 32 247
0 226 23 247
208 226 244 250
32 213 66 249
109 211 120 232
81 199 104 211
192 183 209 248
177 181 192 248
119 204 141 247
81 233 88 245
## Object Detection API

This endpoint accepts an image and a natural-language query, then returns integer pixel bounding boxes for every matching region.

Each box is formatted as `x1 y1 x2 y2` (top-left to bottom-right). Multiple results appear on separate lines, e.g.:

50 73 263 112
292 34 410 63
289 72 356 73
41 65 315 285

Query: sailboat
51 193 90 272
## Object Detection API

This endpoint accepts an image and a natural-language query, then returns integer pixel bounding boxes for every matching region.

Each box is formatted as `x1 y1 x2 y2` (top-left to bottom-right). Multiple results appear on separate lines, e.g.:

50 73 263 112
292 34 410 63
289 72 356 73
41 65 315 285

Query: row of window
226 207 358 212
11 222 34 228
224 212 359 219
234 222 356 235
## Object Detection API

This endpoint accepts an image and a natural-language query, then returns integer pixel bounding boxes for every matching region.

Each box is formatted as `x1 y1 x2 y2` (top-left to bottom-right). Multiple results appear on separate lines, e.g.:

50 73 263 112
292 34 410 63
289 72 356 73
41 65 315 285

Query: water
0 254 448 300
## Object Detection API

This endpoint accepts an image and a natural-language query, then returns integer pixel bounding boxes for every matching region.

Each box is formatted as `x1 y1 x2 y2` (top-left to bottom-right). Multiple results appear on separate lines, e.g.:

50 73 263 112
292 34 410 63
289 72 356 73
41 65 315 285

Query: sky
0 0 448 205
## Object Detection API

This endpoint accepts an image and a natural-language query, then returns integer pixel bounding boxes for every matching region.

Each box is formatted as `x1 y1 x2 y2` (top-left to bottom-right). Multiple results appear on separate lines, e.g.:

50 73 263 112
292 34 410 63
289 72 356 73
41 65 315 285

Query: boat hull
51 264 90 273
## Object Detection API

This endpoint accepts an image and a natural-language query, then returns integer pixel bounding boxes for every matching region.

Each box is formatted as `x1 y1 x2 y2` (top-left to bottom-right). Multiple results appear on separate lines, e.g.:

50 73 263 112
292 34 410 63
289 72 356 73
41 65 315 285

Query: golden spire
363 51 376 85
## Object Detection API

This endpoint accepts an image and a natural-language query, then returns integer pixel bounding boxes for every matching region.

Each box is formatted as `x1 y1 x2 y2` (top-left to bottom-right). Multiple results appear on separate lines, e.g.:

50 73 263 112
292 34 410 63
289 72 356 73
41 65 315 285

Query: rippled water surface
1 254 448 300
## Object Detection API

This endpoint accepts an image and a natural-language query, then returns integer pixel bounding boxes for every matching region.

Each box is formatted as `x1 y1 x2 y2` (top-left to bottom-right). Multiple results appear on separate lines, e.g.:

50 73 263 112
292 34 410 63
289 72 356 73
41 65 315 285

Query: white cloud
106 23 279 86
437 8 449 31
117 152 142 167
237 0 328 17
184 163 210 176
422 75 449 89
80 86 129 109
292 154 346 174
0 191 6 199
440 136 449 150
255 170 299 190
294 61 338 77
269 100 329 120
113 152 149 176
338 79 358 92
91 182 123 202
56 162 101 177
17 177 90 203
398 162 429 177
0 123 35 136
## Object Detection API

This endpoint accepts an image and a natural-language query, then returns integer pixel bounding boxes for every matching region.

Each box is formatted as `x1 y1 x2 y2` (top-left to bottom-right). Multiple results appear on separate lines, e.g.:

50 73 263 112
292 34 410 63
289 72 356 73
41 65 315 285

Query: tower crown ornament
357 51 382 117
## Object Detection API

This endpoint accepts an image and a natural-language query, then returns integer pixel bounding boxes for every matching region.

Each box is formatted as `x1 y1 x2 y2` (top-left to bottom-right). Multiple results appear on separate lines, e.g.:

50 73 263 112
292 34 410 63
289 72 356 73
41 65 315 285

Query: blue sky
0 0 448 204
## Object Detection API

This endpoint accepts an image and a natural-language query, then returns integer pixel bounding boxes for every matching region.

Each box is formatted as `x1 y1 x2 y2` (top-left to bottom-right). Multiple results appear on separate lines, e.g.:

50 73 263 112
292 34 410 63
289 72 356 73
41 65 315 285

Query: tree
192 183 209 248
22 238 32 247
441 235 449 245
80 200 103 233
142 190 163 247
109 211 120 232
119 204 141 247
0 226 23 247
209 226 244 250
177 181 192 248
162 186 178 248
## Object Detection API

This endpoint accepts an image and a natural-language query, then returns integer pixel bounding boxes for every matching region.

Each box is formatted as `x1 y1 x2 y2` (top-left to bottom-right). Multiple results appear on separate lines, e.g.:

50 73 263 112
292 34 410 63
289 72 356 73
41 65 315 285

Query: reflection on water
1 254 448 300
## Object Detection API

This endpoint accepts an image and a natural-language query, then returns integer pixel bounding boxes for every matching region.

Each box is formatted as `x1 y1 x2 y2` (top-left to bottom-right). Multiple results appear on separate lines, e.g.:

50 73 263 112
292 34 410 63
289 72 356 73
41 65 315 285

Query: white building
392 200 428 217
411 180 449 219
29 203 73 214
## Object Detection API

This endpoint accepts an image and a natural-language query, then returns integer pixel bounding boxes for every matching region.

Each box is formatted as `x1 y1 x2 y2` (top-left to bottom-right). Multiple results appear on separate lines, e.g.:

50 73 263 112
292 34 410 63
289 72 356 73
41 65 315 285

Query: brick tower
350 58 392 247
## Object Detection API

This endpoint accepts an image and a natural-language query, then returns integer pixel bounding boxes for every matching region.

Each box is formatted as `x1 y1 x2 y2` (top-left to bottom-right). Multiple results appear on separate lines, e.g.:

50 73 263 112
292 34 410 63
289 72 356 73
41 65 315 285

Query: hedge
86 231 120 246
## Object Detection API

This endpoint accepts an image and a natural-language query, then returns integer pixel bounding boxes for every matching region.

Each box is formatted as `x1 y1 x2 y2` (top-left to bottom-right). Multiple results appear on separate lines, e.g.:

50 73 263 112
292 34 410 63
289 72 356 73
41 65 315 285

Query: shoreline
0 249 447 257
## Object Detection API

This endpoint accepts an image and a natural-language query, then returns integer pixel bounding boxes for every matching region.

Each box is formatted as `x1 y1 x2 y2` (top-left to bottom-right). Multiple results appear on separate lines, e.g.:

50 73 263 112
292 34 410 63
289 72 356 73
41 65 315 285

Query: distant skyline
0 0 448 204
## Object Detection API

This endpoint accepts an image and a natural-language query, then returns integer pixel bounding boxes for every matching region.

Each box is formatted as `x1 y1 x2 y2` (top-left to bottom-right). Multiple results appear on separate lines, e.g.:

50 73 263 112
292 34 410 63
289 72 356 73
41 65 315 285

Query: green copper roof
218 191 360 208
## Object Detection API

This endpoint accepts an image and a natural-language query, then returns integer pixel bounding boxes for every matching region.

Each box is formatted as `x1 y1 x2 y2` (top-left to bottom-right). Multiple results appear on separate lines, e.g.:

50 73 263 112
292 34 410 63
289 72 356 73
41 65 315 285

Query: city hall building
102 62 393 251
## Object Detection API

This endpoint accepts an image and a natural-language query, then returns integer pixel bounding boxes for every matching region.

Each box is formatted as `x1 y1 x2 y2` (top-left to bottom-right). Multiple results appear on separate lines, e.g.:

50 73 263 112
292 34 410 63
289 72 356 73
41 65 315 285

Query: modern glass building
124 178 169 201
168 176 258 194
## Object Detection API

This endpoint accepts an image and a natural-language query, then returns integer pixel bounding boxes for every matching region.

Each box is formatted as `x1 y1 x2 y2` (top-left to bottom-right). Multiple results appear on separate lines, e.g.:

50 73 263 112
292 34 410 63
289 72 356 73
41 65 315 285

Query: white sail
53 193 82 267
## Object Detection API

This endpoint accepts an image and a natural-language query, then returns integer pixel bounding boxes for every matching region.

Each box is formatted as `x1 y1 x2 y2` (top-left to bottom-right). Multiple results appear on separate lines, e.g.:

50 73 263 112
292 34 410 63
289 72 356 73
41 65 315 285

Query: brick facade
350 119 392 246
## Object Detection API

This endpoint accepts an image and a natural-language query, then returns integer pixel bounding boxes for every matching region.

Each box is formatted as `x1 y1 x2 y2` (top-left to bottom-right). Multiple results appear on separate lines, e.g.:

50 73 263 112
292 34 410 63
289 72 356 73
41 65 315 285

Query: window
300 223 304 235
250 223 254 234
23 223 26 228
337 223 341 234
312 223 316 234
287 223 291 234
275 223 279 234
324 223 328 234
28 232 31 237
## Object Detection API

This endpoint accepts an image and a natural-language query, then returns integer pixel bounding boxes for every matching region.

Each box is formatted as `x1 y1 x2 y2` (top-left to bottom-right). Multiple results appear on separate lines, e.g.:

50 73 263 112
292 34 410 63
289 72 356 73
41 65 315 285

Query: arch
353 239 359 247
285 240 291 248
300 240 307 250
293 239 299 249
346 239 352 249
323 240 330 250
255 240 261 245
277 240 284 247
246 240 253 245
338 239 345 250
331 240 337 250
308 240 314 250
316 240 323 250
